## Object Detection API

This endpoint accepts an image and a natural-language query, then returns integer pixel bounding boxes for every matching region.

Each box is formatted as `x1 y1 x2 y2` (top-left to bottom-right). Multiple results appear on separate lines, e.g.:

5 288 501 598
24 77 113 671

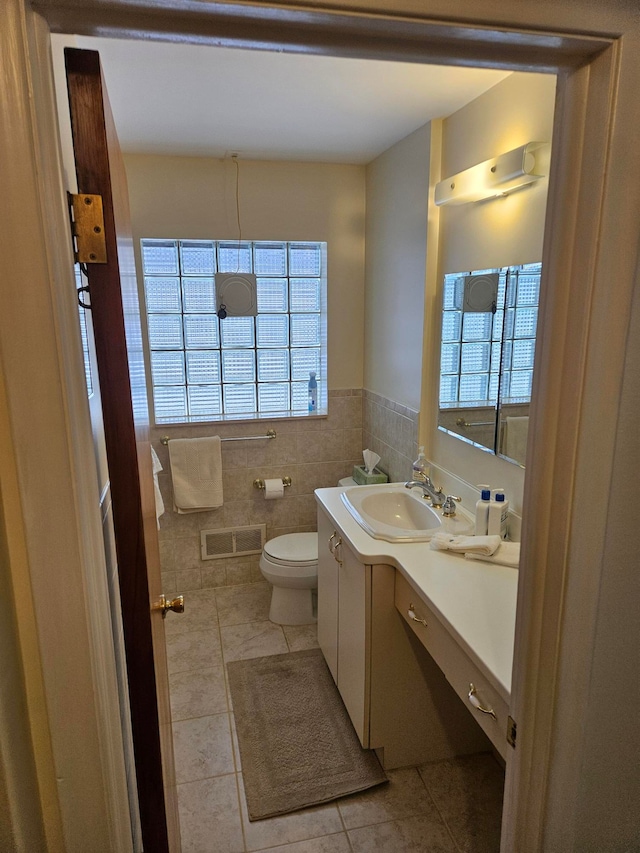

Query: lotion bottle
487 489 509 538
475 485 491 536
495 490 509 539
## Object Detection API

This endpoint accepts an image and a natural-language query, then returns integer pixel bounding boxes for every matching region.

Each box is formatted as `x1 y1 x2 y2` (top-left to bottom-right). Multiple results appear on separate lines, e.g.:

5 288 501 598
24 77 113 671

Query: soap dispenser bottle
475 485 491 536
411 447 429 482
487 489 509 539
308 371 317 413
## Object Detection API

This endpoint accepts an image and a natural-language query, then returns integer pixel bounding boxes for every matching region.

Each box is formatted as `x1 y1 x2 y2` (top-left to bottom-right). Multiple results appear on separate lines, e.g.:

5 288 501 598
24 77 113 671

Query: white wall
438 72 555 273
364 123 431 411
429 72 557 513
124 154 366 392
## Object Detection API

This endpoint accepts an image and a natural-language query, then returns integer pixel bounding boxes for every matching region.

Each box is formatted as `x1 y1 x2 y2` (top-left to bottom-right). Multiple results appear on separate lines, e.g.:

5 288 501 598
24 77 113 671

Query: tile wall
156 388 419 594
154 390 363 594
362 390 420 484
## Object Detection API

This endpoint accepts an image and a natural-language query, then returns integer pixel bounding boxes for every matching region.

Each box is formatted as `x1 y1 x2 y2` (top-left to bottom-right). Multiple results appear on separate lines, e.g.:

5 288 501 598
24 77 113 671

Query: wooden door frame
64 47 177 852
4 0 640 849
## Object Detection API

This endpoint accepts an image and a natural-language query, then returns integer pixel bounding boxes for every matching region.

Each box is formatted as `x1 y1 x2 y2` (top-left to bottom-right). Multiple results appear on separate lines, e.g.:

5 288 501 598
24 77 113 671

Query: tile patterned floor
166 582 505 853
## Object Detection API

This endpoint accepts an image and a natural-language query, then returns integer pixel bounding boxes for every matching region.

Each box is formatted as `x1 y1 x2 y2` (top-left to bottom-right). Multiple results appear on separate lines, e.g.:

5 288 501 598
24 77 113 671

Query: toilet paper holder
253 477 292 490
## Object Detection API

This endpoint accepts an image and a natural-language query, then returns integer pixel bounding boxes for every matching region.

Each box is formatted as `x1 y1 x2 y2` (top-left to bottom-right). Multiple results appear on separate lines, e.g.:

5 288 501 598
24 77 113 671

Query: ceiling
52 35 510 164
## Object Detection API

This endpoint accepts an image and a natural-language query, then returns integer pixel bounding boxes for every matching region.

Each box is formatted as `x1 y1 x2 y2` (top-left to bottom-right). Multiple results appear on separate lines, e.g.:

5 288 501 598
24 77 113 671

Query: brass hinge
68 193 107 263
507 715 517 749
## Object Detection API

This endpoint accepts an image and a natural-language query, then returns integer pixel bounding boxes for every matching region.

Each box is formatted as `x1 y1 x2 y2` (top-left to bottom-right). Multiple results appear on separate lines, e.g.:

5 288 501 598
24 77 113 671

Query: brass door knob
156 594 185 618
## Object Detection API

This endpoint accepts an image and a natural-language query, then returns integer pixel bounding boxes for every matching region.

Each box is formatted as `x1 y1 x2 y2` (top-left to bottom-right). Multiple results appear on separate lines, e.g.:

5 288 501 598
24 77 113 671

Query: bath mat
227 648 387 821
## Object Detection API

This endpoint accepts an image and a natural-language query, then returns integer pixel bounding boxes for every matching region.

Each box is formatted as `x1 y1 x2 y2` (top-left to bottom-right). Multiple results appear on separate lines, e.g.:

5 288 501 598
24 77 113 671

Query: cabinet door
337 538 371 747
317 507 339 682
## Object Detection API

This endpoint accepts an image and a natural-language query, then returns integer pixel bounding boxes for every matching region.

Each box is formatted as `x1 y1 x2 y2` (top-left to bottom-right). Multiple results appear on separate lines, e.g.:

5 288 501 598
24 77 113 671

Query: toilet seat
263 533 318 568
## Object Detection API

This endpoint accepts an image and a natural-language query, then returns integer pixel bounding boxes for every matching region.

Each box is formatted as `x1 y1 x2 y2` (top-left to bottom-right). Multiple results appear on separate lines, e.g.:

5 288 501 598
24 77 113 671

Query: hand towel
168 436 223 513
430 532 501 555
504 416 529 463
150 446 165 528
465 541 520 568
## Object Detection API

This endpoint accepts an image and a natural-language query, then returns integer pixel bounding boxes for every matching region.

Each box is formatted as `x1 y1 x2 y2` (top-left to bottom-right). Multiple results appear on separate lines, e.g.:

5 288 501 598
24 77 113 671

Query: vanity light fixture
434 141 550 206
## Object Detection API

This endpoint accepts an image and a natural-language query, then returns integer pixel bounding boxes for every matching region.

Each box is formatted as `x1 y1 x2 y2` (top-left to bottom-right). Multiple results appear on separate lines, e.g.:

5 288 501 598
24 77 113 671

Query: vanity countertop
315 486 518 704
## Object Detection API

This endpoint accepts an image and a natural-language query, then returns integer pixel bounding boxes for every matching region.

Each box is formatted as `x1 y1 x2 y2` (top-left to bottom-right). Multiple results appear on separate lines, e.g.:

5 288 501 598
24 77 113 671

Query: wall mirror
437 262 541 467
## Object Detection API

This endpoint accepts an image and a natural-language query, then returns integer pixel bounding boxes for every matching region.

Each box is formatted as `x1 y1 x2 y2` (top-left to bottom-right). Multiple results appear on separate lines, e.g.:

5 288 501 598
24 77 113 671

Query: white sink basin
341 484 443 542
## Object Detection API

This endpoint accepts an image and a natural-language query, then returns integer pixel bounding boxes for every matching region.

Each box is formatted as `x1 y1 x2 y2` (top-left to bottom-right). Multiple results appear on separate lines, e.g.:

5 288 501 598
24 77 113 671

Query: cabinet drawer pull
328 531 338 553
333 537 343 567
468 683 496 719
408 604 428 627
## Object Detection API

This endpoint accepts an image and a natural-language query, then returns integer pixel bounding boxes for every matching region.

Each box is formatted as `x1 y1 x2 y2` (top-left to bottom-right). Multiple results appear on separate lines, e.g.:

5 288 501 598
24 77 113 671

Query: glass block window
439 263 541 407
142 239 327 423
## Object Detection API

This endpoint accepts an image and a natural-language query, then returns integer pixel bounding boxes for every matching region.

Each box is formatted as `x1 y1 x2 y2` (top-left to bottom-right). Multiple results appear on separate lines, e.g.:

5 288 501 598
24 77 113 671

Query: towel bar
160 429 276 446
455 418 494 428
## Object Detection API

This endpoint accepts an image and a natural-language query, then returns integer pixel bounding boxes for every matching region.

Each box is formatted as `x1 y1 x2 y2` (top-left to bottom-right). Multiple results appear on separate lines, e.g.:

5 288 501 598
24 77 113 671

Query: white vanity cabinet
317 506 370 744
317 506 340 681
317 503 490 767
395 571 510 759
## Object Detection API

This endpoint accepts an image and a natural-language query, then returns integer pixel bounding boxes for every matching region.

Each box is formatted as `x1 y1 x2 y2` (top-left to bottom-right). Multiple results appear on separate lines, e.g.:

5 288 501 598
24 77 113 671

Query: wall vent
200 524 266 560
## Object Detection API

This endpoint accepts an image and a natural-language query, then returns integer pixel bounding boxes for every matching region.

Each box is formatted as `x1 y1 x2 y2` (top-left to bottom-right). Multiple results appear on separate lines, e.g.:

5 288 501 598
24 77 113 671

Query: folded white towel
430 532 501 556
465 541 520 568
168 436 223 513
150 446 165 528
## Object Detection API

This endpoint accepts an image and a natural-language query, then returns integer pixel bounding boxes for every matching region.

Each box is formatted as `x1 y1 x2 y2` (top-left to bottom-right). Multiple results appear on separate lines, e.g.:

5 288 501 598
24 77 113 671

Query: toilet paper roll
263 478 285 500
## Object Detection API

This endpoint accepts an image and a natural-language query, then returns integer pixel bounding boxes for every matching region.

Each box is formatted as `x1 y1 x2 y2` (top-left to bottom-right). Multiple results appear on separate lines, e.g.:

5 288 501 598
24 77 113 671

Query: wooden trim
35 0 611 71
65 47 173 852
502 43 623 848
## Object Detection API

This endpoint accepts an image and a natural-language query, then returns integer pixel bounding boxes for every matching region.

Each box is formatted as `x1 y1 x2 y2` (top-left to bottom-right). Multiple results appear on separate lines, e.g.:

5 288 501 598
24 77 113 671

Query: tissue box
352 465 388 485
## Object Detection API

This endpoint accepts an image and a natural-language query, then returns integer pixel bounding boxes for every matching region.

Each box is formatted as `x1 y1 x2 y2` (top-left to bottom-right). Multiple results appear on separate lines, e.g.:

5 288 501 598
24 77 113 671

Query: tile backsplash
362 390 419 484
155 388 418 592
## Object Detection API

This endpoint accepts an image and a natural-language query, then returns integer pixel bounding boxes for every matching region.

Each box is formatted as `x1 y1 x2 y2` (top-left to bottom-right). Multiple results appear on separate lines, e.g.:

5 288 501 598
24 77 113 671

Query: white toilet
260 476 356 625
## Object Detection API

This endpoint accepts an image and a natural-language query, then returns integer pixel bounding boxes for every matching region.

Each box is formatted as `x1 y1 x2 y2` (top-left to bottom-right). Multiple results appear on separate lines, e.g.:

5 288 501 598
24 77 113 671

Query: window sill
153 409 328 428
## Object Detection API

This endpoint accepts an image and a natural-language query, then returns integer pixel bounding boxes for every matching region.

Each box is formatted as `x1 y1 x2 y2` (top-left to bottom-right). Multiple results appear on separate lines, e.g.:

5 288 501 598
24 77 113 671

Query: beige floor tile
165 589 218 636
283 624 319 652
177 774 244 853
172 713 234 784
216 582 272 626
169 666 228 721
337 767 435 830
252 833 351 853
418 754 504 853
166 628 223 674
237 773 344 852
347 815 457 852
220 620 288 663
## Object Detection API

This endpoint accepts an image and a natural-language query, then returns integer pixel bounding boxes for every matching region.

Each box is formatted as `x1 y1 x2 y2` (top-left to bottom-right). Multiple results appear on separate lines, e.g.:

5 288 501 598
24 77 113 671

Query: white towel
430 532 501 556
504 416 529 464
150 446 165 528
465 541 520 568
168 436 223 513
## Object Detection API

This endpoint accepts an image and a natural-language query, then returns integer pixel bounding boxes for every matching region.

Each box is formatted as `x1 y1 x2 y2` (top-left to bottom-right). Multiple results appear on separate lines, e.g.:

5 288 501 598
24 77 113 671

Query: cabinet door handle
333 537 343 567
408 604 427 627
328 531 337 554
468 683 496 719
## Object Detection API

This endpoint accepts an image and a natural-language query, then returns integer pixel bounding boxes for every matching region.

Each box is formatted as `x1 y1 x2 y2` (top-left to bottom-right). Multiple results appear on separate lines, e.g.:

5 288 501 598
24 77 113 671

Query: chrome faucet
404 477 447 508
